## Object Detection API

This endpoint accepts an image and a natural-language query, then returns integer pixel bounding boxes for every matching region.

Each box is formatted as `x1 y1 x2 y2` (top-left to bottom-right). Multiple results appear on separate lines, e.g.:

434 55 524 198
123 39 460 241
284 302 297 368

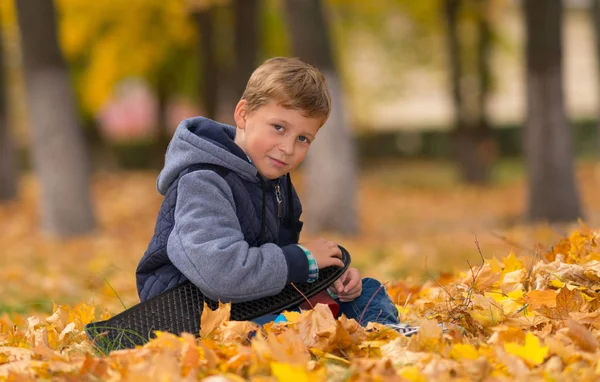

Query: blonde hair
241 57 331 124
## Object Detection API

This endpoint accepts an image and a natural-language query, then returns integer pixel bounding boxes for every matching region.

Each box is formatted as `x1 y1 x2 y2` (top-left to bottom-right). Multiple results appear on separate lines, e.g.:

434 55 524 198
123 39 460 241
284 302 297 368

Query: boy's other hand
330 268 362 302
301 238 344 269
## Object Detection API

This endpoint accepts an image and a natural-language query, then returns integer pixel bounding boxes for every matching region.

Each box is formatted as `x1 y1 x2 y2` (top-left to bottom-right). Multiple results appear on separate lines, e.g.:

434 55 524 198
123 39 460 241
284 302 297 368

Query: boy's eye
298 136 310 143
273 124 283 131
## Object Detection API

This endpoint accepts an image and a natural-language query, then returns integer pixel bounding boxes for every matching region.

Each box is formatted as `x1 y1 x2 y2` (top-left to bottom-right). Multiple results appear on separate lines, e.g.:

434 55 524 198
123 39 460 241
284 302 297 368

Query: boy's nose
279 139 294 155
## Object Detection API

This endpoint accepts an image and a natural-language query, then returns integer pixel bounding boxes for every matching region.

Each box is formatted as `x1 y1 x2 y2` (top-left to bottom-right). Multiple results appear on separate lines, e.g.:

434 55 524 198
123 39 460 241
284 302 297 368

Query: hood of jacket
157 117 260 195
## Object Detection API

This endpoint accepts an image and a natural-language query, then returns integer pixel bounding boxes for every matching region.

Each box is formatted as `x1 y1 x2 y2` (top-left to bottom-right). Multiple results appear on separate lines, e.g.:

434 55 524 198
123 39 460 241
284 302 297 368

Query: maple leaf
469 294 505 327
217 320 258 344
296 304 337 350
499 269 525 294
502 251 524 273
526 289 557 310
201 302 231 339
536 287 585 320
504 332 548 366
486 290 525 316
263 329 311 365
464 264 500 292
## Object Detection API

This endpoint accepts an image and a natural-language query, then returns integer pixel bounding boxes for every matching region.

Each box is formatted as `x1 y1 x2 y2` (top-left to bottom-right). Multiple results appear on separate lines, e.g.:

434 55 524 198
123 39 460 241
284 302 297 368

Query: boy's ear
234 99 248 129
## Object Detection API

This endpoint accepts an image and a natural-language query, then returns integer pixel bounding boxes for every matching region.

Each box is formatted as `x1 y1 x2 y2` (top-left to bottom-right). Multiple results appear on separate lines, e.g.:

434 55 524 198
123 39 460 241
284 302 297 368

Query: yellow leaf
502 251 523 273
282 311 302 324
469 294 505 327
504 332 548 366
486 290 524 315
489 256 502 273
270 362 311 382
398 366 426 382
309 348 350 365
549 278 566 289
450 343 479 360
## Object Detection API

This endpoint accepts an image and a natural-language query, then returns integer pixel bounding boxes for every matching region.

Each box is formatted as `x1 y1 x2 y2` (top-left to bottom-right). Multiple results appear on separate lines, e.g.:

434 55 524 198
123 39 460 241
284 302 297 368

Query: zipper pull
275 182 283 218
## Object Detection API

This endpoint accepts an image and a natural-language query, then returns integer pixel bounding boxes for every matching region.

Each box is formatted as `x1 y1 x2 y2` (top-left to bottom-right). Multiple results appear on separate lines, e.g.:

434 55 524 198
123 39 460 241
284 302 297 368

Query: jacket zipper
275 179 283 218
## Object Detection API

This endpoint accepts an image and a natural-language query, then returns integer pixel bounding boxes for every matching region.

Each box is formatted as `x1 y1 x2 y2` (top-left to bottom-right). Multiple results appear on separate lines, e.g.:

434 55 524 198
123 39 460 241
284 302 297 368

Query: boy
136 57 414 331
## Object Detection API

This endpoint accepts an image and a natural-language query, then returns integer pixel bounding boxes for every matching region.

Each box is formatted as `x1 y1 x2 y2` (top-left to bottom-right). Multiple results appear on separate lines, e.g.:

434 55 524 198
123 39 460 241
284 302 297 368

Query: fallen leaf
527 290 557 310
201 302 231 338
566 319 599 352
504 332 548 366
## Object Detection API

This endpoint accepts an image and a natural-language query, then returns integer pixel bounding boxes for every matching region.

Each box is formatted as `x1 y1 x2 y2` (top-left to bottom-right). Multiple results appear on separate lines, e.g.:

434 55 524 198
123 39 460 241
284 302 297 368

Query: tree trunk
233 0 259 100
283 0 358 235
193 8 218 120
590 0 600 157
0 17 19 202
522 0 582 222
154 74 171 167
15 0 96 236
443 0 494 184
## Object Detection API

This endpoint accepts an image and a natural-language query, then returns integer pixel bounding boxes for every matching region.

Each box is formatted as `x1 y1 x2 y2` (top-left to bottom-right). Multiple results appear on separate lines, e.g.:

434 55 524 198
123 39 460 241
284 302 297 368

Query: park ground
2 159 600 379
1 158 598 315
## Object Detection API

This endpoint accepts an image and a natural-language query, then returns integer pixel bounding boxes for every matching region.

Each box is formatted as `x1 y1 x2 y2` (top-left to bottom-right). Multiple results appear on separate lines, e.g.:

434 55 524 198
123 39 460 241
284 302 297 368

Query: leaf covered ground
1 160 600 380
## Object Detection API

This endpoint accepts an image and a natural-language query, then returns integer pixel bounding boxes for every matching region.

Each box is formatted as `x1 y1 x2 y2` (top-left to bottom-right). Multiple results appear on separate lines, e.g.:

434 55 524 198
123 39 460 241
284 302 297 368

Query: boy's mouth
268 157 287 168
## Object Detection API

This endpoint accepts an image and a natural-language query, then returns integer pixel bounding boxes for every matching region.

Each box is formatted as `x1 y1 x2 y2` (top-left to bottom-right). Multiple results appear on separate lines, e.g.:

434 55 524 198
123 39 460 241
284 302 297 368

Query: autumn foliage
1 228 599 379
2 166 600 379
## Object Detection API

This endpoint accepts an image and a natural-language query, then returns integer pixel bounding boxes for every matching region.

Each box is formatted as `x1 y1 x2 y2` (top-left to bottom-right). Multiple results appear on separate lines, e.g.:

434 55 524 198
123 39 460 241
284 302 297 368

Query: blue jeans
252 278 399 326
337 277 400 326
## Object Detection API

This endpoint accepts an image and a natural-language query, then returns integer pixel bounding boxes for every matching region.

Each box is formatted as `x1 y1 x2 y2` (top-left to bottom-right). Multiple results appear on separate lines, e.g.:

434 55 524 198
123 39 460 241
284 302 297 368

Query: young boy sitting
136 57 415 332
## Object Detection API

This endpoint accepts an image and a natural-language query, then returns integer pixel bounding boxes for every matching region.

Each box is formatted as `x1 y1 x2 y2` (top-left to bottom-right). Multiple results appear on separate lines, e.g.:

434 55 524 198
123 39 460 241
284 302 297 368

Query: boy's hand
300 238 344 269
329 267 362 302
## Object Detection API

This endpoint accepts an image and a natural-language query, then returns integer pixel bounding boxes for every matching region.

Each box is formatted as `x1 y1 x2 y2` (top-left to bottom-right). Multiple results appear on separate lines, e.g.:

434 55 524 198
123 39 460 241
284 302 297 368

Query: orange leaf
527 290 557 310
566 319 599 353
200 302 231 338
537 287 585 320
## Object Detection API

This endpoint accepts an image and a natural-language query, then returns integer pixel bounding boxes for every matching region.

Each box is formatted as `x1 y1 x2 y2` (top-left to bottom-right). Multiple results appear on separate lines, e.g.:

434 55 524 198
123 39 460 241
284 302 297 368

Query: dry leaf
566 319 599 352
201 302 231 338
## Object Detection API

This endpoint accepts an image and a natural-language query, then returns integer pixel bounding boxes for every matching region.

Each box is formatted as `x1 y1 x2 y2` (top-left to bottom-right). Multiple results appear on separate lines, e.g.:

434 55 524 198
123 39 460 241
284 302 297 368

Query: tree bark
15 0 96 236
522 0 582 222
0 17 19 202
283 0 358 234
590 0 600 156
193 7 218 120
154 73 171 167
443 0 494 184
233 0 259 100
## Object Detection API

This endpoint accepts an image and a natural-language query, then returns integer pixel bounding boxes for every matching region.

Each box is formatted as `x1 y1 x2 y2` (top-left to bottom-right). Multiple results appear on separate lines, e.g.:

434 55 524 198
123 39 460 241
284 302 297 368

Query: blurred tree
191 5 218 119
189 0 258 124
590 0 600 155
232 0 259 100
0 15 18 201
522 0 581 222
443 0 495 184
15 0 96 236
283 0 358 234
58 1 196 122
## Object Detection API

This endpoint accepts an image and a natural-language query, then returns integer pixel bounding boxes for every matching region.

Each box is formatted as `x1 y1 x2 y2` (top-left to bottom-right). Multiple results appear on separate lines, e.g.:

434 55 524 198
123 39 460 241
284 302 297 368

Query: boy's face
234 100 322 180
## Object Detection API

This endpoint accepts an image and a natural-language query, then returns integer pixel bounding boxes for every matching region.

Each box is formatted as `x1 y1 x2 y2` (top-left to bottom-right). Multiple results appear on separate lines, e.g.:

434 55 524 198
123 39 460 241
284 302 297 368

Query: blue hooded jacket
136 117 309 303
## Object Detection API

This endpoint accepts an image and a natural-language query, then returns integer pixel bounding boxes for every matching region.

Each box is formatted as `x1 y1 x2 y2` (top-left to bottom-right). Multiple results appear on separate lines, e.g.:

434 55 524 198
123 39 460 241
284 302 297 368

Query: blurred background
0 0 599 315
